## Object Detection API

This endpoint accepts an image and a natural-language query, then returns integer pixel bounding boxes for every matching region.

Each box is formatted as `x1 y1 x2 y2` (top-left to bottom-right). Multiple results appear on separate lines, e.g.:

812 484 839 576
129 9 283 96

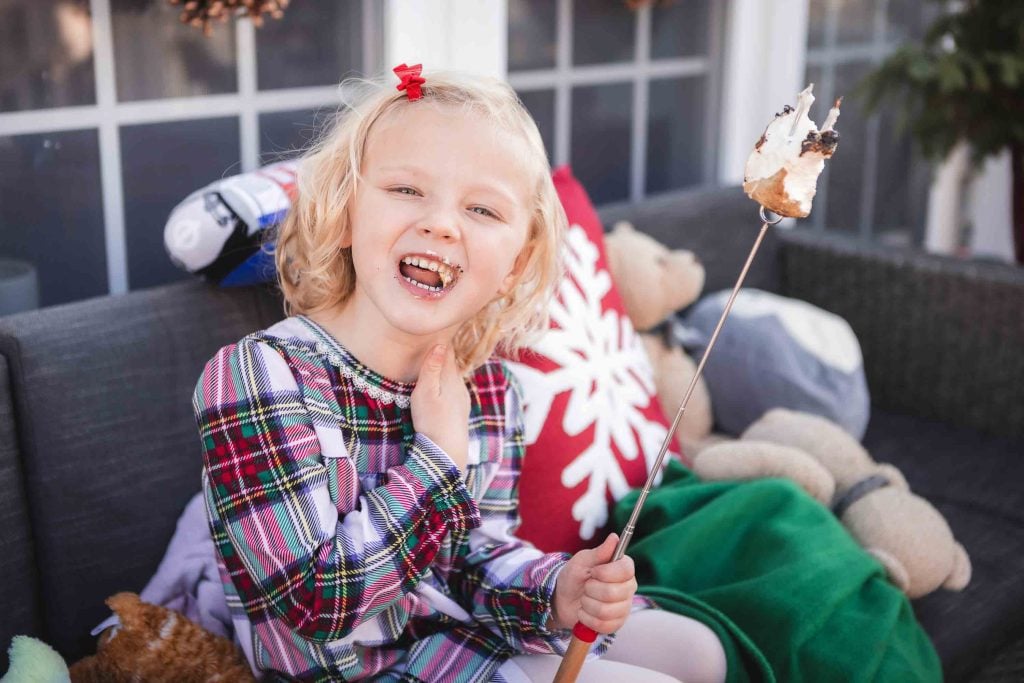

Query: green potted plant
859 0 1024 263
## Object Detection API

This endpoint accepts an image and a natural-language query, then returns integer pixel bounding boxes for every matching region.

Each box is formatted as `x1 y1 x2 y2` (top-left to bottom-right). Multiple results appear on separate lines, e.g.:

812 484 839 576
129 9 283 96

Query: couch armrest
777 230 1024 440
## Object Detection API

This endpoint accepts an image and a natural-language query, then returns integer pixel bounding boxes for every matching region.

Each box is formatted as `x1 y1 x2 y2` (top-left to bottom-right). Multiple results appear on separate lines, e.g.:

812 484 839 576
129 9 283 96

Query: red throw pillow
507 166 681 554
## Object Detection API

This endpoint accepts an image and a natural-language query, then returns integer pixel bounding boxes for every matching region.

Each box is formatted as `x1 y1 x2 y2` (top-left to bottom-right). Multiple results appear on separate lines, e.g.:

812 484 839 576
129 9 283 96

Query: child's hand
551 533 637 634
411 344 470 472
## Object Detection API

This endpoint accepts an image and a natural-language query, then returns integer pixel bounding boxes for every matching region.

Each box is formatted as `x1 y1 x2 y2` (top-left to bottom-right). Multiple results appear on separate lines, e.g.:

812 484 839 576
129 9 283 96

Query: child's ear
499 242 533 296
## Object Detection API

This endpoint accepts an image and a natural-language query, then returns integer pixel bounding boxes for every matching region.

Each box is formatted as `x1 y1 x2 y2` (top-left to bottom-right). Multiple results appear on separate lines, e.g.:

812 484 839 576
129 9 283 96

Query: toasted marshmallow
744 84 841 218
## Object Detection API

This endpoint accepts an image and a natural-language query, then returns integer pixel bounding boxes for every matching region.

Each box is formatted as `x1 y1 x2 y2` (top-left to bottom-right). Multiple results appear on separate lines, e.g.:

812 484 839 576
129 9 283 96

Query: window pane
259 108 331 165
573 0 635 66
257 0 362 90
111 0 236 102
651 0 710 59
837 0 876 46
647 76 706 194
873 103 921 238
517 89 555 163
120 117 240 290
508 0 557 71
0 129 107 306
887 0 936 43
807 0 828 48
571 82 632 205
0 0 96 112
822 62 872 234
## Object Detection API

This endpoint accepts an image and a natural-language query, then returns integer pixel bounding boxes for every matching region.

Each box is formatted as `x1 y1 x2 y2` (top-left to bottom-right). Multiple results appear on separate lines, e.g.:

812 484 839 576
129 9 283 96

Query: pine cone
168 0 289 36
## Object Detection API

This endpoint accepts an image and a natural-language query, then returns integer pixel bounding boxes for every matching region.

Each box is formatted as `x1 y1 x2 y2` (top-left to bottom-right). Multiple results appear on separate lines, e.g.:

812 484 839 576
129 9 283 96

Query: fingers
590 555 635 584
577 593 633 634
583 565 637 601
580 594 633 622
577 533 618 570
417 344 447 394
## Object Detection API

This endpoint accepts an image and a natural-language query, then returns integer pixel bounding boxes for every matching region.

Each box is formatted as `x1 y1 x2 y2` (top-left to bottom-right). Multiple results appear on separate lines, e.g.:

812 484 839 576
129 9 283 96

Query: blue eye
471 206 498 219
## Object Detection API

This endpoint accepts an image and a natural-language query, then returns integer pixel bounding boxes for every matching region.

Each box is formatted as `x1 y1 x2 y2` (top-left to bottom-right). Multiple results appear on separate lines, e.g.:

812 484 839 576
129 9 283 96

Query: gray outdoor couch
2 186 1022 681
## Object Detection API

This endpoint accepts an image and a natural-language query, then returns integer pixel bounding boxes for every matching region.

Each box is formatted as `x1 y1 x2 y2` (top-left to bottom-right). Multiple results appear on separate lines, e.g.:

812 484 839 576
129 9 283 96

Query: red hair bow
393 63 425 101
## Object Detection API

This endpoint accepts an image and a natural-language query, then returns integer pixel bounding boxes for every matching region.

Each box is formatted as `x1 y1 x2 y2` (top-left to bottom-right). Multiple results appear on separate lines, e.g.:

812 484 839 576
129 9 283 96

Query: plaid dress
192 316 615 681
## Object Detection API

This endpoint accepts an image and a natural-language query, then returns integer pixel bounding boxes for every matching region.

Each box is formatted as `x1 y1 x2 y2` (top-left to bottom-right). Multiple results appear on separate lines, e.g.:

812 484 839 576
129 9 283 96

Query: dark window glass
887 0 937 43
508 0 557 71
571 82 632 205
573 0 635 66
517 89 556 163
651 0 710 59
807 0 828 49
256 0 362 90
822 62 872 234
836 0 876 46
120 117 240 290
111 0 236 102
647 76 706 194
873 103 921 237
0 0 96 112
0 129 107 306
259 108 332 165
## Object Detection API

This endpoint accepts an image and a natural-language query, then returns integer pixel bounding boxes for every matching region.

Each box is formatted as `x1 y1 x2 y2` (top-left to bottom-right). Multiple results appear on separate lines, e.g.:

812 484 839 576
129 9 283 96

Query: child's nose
417 220 460 241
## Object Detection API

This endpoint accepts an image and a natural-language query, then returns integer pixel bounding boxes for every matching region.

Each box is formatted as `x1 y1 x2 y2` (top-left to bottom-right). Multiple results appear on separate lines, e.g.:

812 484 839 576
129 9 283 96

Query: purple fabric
91 493 231 640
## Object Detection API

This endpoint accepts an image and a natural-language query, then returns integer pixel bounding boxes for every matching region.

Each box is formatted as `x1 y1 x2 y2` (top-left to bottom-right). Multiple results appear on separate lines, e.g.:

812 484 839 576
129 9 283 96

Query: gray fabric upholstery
0 279 282 660
778 229 1024 440
864 409 1024 681
0 354 40 672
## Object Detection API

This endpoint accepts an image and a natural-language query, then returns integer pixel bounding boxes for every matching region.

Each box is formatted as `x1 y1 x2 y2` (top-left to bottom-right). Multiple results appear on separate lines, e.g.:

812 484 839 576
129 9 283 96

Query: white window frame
0 0 382 295
506 0 726 207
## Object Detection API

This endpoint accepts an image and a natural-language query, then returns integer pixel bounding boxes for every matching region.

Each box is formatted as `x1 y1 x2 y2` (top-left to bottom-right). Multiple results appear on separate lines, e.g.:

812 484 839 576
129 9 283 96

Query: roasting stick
553 85 840 683
552 206 783 683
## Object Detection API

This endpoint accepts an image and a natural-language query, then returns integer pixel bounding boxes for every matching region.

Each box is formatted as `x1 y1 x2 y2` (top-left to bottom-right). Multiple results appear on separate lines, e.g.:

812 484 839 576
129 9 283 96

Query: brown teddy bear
694 408 972 599
604 221 716 460
603 223 970 600
69 592 254 683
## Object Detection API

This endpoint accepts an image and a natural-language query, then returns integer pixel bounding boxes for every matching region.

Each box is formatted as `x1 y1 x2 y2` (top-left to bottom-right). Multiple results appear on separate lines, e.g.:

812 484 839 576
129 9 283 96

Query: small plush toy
694 408 972 599
68 592 254 683
2 635 70 683
603 221 715 458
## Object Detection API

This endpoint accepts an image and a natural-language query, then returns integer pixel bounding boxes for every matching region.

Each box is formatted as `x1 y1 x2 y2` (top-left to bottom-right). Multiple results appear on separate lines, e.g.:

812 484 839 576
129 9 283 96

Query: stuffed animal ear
943 542 972 591
104 592 145 631
866 547 911 594
875 463 910 490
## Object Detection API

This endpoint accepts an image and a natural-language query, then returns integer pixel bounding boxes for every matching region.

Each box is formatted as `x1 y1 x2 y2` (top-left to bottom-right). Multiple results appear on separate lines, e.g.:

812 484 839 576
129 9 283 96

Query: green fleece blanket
612 462 941 683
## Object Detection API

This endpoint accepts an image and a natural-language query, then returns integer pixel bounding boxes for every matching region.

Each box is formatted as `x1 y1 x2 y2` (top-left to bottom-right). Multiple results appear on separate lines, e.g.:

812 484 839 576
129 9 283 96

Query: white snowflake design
507 225 674 540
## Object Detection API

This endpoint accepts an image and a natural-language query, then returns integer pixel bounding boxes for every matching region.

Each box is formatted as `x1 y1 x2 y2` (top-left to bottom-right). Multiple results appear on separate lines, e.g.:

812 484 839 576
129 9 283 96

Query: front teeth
401 255 457 288
403 277 444 292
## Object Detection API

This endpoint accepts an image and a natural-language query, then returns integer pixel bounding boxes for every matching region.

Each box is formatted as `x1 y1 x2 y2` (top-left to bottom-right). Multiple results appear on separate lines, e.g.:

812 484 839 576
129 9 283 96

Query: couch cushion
0 354 40 672
508 166 680 554
779 230 1024 440
0 280 282 661
681 288 870 438
863 409 1024 682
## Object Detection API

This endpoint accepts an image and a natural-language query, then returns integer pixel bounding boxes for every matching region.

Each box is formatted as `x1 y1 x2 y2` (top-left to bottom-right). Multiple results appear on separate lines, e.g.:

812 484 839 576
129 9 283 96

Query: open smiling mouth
398 254 462 295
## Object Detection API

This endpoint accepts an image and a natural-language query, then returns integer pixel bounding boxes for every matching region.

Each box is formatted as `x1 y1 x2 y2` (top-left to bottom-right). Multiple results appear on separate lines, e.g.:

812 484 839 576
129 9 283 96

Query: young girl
193 67 727 682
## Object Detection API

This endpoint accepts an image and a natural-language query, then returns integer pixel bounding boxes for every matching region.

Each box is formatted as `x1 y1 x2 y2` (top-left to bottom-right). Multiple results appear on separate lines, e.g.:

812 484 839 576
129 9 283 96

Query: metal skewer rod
553 206 783 683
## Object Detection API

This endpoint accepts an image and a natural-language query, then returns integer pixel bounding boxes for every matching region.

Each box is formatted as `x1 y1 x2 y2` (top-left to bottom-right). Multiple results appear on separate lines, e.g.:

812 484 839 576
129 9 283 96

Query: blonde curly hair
273 70 566 372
